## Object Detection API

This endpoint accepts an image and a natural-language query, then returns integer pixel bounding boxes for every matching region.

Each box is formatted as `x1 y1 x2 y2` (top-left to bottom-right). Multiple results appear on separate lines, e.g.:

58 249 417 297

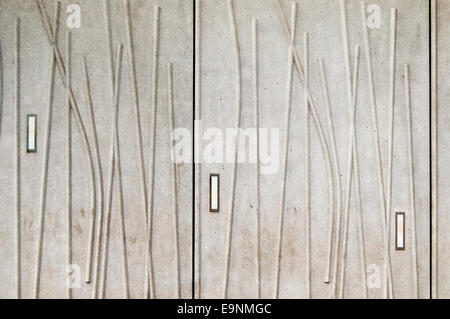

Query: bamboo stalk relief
0 0 429 300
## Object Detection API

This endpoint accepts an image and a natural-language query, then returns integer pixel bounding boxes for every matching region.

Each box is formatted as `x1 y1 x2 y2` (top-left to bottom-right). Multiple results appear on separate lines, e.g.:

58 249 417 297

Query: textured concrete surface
0 0 433 300
196 0 429 299
0 0 192 298
434 0 450 299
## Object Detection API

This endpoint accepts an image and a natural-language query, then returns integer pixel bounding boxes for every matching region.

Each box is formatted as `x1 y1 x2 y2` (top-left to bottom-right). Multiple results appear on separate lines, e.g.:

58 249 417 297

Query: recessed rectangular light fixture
27 114 37 153
210 174 219 212
395 212 405 250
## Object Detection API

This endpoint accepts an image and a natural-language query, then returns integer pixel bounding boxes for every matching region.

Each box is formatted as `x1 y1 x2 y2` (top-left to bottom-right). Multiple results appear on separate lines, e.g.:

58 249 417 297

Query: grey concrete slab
434 0 450 299
0 0 432 300
0 0 192 299
196 0 429 299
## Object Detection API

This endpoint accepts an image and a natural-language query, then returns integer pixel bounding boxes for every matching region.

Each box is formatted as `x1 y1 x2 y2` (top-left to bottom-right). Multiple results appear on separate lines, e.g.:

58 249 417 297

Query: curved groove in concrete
223 0 242 299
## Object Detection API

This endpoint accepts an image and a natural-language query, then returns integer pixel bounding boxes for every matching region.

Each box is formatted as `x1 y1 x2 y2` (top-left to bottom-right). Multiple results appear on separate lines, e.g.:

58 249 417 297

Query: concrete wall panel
196 0 429 299
0 0 192 299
